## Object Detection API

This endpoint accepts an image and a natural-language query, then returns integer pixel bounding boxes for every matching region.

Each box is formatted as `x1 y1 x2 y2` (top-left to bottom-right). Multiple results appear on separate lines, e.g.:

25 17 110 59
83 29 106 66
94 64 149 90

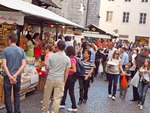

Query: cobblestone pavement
1 76 150 113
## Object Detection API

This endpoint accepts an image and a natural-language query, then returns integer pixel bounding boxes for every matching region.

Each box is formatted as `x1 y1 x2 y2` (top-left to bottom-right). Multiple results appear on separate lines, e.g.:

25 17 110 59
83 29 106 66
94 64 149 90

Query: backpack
75 58 85 77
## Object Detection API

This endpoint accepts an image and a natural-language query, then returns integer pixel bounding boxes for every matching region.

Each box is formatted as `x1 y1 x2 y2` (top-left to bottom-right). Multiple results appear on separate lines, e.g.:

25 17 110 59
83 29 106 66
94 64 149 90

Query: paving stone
1 76 150 113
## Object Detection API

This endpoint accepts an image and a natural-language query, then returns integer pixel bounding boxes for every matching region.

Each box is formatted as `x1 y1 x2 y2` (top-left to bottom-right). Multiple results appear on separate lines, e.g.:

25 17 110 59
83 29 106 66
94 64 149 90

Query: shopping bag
98 63 103 74
121 75 128 88
130 71 140 87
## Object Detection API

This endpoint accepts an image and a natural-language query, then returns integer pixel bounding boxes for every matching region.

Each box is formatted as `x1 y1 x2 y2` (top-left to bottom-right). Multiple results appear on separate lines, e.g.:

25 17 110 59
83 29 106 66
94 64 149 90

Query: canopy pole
55 25 59 41
16 25 23 46
40 22 44 40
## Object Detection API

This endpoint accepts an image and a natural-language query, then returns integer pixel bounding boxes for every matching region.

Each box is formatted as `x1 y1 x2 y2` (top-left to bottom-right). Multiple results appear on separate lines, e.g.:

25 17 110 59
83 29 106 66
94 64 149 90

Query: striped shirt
82 59 95 76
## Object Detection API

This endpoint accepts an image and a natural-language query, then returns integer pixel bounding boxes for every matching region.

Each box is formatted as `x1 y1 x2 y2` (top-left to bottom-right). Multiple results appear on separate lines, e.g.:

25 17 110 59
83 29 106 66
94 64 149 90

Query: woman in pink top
60 46 77 112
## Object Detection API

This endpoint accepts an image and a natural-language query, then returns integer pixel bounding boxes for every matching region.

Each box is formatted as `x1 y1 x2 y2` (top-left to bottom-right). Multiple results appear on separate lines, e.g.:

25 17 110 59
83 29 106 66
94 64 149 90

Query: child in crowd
120 63 131 99
138 59 150 110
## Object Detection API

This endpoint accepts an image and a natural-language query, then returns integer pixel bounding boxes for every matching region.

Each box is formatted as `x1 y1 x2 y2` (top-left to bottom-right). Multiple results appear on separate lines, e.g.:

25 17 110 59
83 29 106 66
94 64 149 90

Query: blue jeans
108 74 119 96
4 75 21 113
138 81 149 105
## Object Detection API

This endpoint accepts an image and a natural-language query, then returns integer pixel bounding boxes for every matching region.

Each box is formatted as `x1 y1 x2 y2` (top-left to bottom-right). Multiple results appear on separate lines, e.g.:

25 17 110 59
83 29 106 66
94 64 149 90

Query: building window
125 0 131 1
106 11 113 22
139 13 147 24
122 12 130 23
142 0 148 2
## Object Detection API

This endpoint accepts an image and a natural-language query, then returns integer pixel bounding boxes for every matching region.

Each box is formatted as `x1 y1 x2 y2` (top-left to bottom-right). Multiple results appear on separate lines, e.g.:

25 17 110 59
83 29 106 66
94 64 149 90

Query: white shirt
108 47 117 59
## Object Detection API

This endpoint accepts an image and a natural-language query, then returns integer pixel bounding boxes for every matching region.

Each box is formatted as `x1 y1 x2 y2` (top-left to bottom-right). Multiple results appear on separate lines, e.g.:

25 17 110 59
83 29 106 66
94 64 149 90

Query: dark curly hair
65 46 75 57
32 33 39 39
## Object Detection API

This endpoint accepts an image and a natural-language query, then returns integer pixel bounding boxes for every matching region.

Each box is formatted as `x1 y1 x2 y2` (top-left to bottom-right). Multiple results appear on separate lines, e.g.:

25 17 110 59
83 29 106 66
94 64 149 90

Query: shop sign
0 11 24 25
84 31 99 34
74 29 82 35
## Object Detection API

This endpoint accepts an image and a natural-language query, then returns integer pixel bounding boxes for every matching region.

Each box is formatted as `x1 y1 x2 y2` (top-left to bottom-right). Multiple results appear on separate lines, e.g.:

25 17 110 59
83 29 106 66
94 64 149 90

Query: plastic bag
121 75 128 88
130 71 140 87
98 63 103 74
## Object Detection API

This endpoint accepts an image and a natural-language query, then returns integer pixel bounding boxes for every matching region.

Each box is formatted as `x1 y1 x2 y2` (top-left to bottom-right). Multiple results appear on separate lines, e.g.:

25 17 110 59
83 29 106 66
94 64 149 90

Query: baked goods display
0 24 16 53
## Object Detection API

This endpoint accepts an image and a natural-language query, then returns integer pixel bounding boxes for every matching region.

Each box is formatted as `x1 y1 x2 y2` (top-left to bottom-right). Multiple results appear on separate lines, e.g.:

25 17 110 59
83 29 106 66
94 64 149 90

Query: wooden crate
0 83 3 97
1 88 27 103
25 87 36 97
37 76 46 90
20 92 26 101
0 76 3 101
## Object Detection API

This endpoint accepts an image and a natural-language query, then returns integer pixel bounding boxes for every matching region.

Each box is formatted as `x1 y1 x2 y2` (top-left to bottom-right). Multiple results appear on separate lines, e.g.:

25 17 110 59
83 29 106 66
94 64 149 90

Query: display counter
0 73 39 103
0 57 48 103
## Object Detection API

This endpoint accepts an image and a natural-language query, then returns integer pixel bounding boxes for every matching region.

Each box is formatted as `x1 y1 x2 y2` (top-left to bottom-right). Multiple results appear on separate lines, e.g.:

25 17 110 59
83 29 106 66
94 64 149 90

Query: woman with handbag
107 50 124 100
138 59 150 110
60 46 78 112
78 49 95 105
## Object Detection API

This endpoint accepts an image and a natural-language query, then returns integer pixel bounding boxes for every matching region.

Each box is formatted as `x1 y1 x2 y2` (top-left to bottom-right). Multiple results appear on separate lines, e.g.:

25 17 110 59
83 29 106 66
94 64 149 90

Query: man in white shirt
108 42 117 59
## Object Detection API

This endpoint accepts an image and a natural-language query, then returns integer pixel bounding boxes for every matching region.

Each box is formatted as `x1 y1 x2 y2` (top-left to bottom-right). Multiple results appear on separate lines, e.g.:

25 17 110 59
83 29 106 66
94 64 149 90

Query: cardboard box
0 76 3 84
20 92 26 101
21 77 30 86
22 74 39 85
0 76 3 97
0 96 2 102
0 84 3 97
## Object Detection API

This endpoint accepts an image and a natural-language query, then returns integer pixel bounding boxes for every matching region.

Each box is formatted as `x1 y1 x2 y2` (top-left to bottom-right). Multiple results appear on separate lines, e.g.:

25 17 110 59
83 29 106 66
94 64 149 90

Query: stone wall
48 0 83 25
86 0 100 26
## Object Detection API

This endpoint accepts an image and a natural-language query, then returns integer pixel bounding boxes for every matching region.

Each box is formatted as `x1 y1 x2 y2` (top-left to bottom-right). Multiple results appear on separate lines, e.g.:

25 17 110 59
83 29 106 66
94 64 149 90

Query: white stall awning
0 11 24 25
82 33 111 39
0 0 84 28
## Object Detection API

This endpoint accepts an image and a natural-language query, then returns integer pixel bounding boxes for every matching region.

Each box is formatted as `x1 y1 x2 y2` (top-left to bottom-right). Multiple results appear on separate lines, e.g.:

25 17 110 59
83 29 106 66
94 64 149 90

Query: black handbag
142 78 148 84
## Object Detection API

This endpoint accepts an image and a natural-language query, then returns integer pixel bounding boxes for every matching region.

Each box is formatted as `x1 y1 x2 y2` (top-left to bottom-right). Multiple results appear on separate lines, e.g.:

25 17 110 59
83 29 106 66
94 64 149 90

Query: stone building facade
23 0 101 27
48 0 83 26
83 0 100 26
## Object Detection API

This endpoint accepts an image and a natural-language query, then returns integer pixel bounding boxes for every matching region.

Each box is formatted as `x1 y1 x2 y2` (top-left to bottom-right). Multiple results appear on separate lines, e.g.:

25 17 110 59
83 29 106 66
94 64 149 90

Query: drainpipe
85 0 89 26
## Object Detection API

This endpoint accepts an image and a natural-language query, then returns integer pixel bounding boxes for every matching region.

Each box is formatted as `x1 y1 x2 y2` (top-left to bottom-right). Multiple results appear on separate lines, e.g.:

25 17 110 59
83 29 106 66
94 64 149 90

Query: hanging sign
0 11 24 25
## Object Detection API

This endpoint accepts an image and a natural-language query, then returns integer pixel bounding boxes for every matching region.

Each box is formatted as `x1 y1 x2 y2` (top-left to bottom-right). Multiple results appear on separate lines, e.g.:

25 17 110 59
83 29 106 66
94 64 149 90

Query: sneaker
108 94 112 98
77 100 82 105
140 105 143 110
67 108 77 112
83 99 87 104
138 104 141 106
59 105 65 109
112 96 116 100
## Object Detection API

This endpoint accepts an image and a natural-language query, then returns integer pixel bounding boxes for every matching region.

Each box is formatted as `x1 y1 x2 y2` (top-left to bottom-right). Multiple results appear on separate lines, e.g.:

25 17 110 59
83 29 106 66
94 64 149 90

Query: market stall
0 0 85 107
0 57 39 104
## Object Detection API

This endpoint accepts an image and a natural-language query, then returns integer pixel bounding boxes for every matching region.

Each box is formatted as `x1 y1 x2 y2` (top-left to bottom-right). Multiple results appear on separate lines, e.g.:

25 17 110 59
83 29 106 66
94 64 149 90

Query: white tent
0 0 84 29
0 11 24 25
82 32 111 39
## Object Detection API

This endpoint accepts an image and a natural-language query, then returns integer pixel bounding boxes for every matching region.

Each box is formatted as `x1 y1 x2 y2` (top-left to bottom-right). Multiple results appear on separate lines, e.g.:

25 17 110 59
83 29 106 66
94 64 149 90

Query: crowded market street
1 76 150 113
